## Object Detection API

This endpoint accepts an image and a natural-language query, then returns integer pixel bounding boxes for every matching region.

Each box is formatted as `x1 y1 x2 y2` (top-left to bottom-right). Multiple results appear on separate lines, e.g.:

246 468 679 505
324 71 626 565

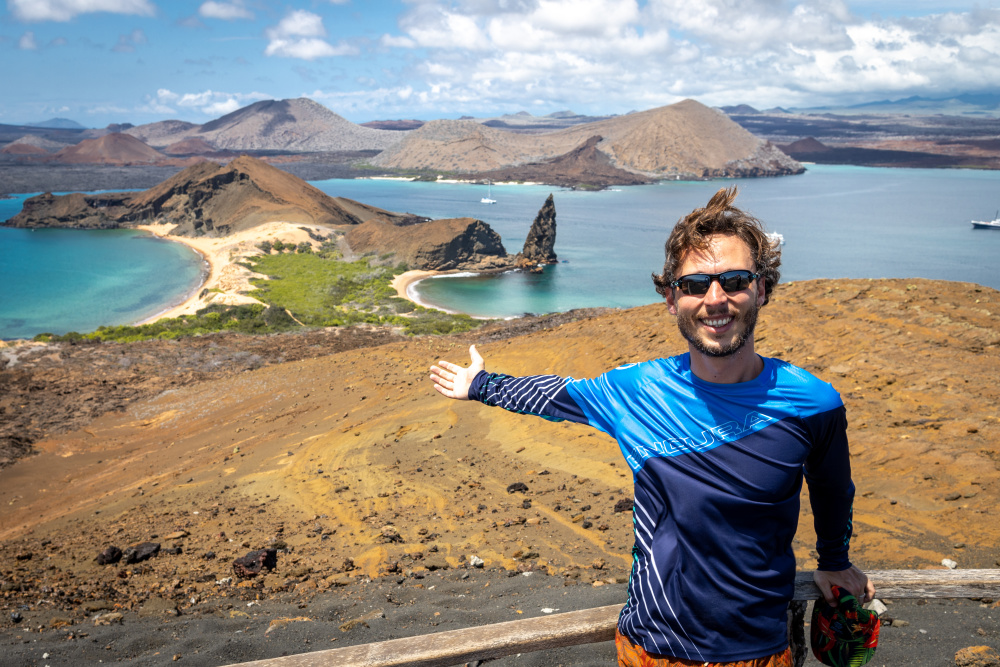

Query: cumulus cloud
198 1 253 21
9 0 156 22
264 10 357 60
18 31 38 50
142 88 270 118
363 0 1000 116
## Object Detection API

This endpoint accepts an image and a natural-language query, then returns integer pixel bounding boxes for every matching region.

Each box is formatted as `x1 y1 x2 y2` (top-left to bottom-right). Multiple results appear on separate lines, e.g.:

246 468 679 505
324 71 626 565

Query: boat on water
481 180 497 205
766 231 785 246
971 211 1000 229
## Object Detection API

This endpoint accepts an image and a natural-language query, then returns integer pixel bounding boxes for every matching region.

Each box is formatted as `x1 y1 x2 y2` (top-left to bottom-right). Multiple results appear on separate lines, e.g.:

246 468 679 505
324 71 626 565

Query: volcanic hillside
372 99 801 179
126 98 405 152
0 279 998 612
52 133 170 165
5 155 421 235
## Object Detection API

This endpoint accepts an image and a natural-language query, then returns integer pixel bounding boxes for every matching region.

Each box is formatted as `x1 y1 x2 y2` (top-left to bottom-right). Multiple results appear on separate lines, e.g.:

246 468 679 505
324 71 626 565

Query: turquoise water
2 165 998 338
0 193 205 339
312 166 1000 318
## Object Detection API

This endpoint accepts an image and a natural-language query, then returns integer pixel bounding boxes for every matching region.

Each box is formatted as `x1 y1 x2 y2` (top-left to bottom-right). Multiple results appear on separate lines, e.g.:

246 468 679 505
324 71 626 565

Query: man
429 187 873 666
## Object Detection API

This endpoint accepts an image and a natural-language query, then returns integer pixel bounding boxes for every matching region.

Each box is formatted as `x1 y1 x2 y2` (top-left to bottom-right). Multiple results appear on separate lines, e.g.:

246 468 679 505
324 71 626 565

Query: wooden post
224 569 1000 667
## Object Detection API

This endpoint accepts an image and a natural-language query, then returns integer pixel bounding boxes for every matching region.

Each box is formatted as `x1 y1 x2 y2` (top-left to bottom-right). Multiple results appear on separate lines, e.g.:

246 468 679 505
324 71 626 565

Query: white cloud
203 98 241 115
267 10 327 39
198 1 253 21
264 10 357 60
9 0 156 22
144 89 269 118
18 31 38 50
364 0 1000 116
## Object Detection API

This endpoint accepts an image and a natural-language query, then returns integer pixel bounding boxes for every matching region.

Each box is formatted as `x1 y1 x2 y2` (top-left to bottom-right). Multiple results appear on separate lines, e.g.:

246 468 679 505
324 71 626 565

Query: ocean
0 199 206 340
311 165 1000 318
1 164 998 338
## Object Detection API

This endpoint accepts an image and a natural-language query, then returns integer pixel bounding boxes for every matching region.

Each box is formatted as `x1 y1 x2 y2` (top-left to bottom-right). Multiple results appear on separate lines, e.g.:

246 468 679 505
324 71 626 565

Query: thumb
469 344 485 372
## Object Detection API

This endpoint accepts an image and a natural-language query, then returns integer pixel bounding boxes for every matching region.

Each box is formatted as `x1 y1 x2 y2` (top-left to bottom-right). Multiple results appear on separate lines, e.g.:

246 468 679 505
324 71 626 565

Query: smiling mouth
701 316 733 328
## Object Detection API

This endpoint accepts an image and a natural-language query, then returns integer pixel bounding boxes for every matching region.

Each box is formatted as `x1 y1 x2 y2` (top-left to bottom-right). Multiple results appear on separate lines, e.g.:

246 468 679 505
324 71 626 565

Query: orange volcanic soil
0 279 998 624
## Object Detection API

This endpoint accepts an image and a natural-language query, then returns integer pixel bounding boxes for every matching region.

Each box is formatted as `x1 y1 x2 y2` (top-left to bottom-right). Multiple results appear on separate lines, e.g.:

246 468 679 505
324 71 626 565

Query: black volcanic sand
1 568 997 666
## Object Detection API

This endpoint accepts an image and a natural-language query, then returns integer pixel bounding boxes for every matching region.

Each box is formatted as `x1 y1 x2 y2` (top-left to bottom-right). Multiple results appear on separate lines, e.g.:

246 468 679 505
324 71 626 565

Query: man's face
665 234 766 358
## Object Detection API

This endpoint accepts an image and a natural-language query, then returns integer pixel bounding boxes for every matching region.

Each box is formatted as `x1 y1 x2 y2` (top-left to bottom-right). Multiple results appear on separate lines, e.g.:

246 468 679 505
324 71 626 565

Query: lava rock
613 498 633 513
506 482 529 494
96 546 123 565
233 548 278 579
123 542 160 564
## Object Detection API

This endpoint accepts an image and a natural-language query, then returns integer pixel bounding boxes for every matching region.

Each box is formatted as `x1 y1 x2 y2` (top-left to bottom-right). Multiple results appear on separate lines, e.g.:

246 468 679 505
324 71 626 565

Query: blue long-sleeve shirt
469 353 854 662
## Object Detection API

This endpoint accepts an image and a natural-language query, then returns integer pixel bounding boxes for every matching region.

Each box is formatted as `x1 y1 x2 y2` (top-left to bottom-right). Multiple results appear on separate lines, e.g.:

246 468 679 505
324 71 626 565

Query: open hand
429 345 485 400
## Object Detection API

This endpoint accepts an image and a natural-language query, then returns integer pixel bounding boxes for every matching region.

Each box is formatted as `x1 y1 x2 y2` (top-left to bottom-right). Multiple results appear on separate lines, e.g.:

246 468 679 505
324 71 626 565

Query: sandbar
134 222 331 324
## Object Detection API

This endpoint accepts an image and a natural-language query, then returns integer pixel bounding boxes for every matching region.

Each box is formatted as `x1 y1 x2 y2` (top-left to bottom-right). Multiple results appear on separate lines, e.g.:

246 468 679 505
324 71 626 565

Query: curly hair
652 186 781 305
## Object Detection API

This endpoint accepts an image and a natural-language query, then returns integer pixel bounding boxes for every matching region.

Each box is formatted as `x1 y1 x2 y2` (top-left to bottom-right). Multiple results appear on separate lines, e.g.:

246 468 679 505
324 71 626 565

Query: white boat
766 231 785 246
481 180 497 204
971 211 1000 229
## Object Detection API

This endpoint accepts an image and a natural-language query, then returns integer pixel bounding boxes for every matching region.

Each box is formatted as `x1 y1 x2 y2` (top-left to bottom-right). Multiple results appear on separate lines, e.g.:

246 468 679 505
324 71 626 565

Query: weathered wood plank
793 569 1000 600
226 570 1000 667
227 604 620 667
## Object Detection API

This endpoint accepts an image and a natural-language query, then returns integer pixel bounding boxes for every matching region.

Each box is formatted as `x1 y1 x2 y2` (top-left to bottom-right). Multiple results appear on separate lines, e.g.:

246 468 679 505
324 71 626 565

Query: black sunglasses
670 270 759 296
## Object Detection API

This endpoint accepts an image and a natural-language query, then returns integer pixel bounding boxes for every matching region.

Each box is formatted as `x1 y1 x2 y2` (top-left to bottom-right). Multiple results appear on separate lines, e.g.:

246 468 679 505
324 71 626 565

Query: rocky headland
0 280 998 665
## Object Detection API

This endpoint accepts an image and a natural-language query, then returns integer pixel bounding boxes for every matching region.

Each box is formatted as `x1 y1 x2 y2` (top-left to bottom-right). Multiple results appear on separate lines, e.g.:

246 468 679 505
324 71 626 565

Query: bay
1 164 998 339
312 165 1000 318
0 193 206 340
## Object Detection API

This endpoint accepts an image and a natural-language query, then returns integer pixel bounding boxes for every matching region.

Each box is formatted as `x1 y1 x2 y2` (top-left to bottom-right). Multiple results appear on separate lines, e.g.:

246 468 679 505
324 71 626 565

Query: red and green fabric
810 586 880 667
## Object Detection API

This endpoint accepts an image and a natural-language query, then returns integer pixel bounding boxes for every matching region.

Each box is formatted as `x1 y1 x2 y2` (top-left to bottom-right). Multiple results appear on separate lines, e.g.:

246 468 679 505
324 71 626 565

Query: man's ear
756 277 767 307
665 288 678 315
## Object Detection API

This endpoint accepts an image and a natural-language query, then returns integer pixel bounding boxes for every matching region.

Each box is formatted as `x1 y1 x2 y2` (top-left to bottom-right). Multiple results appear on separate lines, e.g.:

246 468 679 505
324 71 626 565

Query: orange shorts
615 629 794 667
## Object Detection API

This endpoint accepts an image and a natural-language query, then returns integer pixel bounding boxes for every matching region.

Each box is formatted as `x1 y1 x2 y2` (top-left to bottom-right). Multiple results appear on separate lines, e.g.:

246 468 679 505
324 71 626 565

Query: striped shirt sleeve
468 370 589 424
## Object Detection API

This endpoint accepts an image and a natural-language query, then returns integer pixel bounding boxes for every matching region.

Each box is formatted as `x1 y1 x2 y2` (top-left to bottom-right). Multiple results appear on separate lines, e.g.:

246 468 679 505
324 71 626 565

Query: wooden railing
226 570 1000 667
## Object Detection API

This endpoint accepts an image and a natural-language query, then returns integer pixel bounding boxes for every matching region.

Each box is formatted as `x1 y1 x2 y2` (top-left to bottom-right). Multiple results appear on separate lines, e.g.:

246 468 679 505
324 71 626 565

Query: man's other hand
813 565 875 606
430 345 485 400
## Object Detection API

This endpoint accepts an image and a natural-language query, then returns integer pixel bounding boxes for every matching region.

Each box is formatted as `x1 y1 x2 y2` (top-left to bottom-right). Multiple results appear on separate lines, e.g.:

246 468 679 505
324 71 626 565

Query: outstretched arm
429 345 485 400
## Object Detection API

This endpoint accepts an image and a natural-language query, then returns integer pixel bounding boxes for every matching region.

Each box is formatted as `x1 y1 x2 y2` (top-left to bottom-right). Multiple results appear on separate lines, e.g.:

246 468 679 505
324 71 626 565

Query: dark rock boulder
123 542 160 564
96 546 123 565
233 548 278 579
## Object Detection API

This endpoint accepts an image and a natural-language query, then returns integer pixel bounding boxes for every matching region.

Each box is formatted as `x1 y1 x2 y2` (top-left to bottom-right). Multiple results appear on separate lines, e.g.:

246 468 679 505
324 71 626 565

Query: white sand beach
134 222 331 323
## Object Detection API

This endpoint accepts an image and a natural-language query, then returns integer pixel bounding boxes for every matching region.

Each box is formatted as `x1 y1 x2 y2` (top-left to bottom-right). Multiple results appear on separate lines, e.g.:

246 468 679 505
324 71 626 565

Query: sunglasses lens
719 271 752 292
680 276 712 295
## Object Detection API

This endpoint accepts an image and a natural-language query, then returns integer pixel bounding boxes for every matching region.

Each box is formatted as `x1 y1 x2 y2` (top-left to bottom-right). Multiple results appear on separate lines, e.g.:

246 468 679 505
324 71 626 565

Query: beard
676 300 760 358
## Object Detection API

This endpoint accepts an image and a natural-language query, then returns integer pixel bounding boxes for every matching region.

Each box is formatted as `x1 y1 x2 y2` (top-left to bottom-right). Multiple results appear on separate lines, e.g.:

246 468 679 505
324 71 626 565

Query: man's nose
703 279 728 306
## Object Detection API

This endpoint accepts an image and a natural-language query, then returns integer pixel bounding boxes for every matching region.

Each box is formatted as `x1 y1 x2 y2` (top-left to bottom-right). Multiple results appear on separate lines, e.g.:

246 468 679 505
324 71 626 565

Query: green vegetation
36 238 483 343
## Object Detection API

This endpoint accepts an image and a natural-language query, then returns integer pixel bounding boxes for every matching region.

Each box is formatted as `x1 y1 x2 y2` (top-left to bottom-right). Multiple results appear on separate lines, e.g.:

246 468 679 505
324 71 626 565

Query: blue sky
2 0 999 128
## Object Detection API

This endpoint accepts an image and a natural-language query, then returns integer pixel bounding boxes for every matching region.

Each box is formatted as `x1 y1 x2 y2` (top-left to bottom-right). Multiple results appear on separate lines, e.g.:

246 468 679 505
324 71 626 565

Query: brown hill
345 217 512 271
163 136 217 155
124 119 199 146
126 155 415 235
372 99 802 179
126 98 404 152
53 132 167 165
4 156 418 235
471 135 651 188
0 142 47 155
